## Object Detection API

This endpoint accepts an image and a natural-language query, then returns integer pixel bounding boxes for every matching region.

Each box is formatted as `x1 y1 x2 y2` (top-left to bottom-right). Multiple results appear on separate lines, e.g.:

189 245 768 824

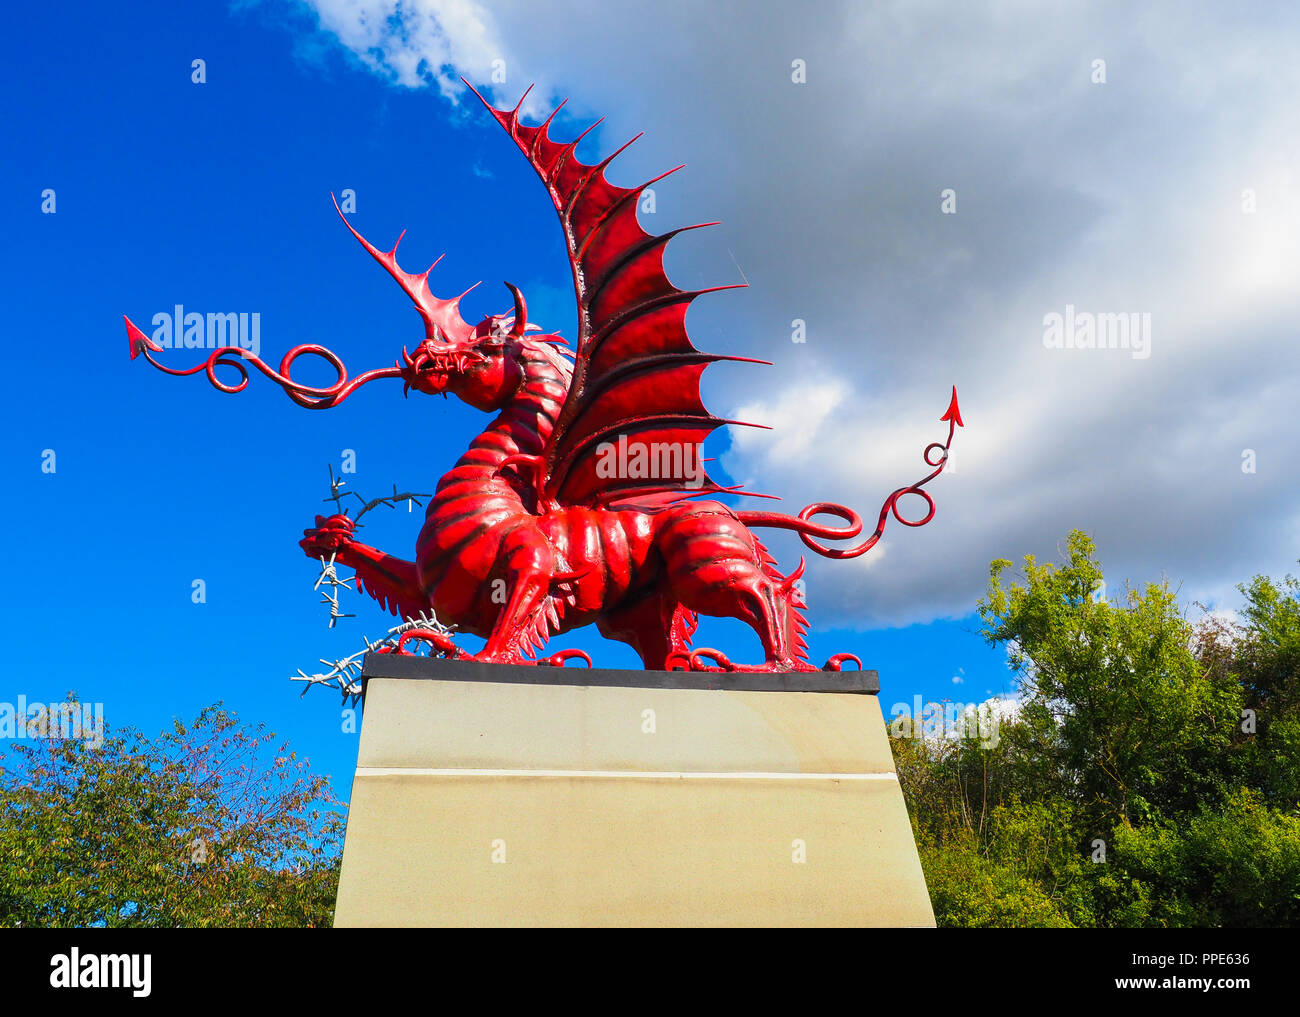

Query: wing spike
604 218 722 266
696 282 750 295
461 78 533 144
603 484 780 509
585 221 722 309
510 83 534 118
564 132 645 219
460 76 493 112
534 98 570 157
580 351 766 398
576 164 685 260
561 353 769 436
558 119 605 161
527 98 569 178
543 117 605 184
588 284 748 351
717 354 773 366
702 484 781 501
568 117 605 147
560 413 732 458
601 132 645 165
569 354 723 411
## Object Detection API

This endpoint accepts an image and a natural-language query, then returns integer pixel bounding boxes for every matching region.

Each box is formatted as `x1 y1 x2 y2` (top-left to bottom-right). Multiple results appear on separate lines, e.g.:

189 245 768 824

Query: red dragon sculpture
123 83 961 673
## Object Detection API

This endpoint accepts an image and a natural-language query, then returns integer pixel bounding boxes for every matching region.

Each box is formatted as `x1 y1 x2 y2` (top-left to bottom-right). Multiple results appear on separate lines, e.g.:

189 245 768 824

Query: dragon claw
300 513 357 558
538 648 593 668
686 647 732 672
391 629 468 658
664 650 692 671
683 648 824 673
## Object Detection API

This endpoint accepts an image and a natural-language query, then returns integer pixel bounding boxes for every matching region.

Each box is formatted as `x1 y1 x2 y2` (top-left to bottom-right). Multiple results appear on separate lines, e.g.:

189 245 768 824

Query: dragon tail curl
738 386 963 560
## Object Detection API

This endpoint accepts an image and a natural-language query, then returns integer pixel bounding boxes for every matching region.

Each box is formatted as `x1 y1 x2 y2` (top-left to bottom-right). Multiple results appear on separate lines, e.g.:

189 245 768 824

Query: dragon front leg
300 514 429 621
475 529 558 664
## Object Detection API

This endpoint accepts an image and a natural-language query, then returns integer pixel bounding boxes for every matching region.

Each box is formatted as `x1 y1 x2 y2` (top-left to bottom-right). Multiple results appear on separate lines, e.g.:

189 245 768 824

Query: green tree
1203 572 1300 805
1111 790 1300 927
979 530 1243 829
0 701 344 928
897 531 1300 927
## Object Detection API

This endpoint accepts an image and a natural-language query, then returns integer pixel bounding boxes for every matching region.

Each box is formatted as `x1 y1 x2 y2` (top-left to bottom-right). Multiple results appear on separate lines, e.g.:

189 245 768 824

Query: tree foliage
0 704 344 928
898 530 1300 927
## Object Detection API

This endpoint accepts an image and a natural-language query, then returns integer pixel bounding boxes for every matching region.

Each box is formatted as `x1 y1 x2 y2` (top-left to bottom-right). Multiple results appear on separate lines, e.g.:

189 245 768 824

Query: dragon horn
504 281 528 337
330 192 474 344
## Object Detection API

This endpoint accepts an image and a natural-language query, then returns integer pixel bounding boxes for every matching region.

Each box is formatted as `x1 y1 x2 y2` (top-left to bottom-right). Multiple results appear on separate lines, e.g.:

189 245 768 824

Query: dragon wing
466 82 766 509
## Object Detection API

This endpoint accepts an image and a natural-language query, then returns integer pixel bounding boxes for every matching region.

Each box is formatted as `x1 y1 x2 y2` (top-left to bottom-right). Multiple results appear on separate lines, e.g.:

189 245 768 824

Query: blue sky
9 0 1290 799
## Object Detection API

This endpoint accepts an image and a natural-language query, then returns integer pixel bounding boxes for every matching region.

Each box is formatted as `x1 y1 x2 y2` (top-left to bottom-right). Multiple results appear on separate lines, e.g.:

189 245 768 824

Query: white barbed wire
308 465 431 628
293 465 446 703
314 552 356 627
291 611 457 706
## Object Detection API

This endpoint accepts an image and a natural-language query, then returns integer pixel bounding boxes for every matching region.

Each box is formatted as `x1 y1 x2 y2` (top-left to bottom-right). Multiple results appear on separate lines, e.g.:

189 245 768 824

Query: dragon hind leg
656 506 818 673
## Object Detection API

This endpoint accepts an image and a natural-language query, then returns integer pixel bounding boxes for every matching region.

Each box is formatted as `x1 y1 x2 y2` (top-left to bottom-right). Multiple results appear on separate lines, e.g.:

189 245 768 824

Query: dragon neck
459 344 571 468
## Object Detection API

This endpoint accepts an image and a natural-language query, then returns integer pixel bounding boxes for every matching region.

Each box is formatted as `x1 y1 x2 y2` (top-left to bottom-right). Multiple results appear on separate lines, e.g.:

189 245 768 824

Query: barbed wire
311 465 431 627
291 611 457 706
294 465 447 704
314 552 355 628
322 463 430 528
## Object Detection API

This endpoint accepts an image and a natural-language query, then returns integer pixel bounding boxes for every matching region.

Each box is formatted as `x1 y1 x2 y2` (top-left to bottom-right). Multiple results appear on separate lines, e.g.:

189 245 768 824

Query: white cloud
731 379 847 467
981 693 1024 734
279 0 553 114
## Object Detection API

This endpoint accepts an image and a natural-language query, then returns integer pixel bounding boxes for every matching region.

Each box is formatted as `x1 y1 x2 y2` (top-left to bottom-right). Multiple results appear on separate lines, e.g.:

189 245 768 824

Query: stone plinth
333 657 934 927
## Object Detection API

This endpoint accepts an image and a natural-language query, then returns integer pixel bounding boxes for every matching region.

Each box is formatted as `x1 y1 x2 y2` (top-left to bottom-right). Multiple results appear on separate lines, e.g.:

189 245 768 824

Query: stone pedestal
333 656 934 927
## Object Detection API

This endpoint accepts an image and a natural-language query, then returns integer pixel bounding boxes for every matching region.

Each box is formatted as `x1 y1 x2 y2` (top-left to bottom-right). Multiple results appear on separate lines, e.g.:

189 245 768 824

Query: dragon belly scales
123 82 961 673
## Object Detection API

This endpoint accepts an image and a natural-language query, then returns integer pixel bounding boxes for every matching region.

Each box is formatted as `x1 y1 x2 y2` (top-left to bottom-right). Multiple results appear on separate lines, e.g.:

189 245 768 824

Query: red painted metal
124 86 962 672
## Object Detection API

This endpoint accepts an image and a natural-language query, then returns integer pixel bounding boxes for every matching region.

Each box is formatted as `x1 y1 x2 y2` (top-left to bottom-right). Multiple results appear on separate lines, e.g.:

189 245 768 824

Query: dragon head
400 286 544 410
124 199 579 413
332 196 573 413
